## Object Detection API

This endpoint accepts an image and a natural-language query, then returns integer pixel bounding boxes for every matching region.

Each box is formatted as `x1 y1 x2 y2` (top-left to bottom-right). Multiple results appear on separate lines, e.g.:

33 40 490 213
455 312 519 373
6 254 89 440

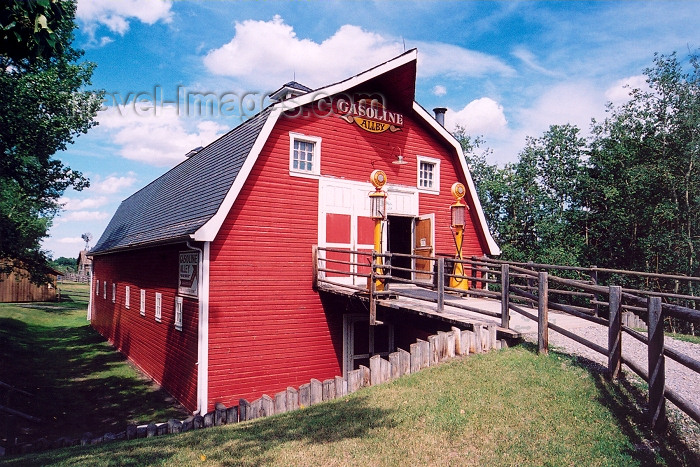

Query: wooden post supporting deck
608 285 622 379
437 257 445 313
647 296 667 431
501 264 510 329
370 261 377 325
312 245 318 290
538 272 549 355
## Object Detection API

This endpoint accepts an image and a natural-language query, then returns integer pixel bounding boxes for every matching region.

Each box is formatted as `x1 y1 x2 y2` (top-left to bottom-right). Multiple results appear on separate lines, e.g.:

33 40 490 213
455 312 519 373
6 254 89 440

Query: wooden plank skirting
2 325 507 457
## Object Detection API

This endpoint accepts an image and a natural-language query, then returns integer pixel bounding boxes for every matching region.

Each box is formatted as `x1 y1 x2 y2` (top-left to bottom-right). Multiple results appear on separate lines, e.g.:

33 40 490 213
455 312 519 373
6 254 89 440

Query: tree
586 53 699 282
456 124 587 265
0 0 103 282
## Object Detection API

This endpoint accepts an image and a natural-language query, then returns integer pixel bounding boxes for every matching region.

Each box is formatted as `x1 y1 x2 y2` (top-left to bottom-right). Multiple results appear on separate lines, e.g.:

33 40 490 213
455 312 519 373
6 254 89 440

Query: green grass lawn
3 345 697 466
0 282 189 449
667 332 700 345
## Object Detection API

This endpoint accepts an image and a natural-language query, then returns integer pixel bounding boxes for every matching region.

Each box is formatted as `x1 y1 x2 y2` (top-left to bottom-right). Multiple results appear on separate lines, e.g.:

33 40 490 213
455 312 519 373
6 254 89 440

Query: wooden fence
313 246 700 429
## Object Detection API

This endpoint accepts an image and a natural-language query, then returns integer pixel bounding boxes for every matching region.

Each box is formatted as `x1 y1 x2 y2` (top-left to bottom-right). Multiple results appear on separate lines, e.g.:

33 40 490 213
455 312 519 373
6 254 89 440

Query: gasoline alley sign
178 250 199 297
337 98 403 134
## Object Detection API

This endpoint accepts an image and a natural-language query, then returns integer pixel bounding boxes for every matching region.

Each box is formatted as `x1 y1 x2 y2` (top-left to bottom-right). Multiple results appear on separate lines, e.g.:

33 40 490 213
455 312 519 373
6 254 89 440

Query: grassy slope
4 345 697 466
0 282 188 445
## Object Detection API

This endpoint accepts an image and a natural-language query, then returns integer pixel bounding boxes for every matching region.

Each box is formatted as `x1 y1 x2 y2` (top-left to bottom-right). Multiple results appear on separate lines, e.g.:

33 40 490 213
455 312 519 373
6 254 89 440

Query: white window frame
417 156 440 194
155 292 162 322
95 280 99 296
125 286 130 309
140 289 146 316
289 132 321 178
174 296 183 331
103 281 107 299
112 283 116 303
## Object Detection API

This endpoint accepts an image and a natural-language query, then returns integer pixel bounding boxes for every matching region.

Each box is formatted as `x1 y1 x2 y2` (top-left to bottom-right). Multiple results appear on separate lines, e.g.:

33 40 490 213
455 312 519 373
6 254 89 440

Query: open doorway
387 216 413 280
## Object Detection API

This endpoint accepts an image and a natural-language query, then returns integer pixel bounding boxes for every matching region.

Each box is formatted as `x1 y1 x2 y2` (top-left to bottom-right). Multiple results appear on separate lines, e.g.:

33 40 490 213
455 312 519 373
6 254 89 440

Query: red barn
89 50 499 414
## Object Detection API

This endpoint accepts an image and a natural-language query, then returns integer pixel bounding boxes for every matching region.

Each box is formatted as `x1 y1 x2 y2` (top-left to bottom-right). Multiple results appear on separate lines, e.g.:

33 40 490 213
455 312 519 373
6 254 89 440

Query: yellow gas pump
449 182 470 290
369 170 387 291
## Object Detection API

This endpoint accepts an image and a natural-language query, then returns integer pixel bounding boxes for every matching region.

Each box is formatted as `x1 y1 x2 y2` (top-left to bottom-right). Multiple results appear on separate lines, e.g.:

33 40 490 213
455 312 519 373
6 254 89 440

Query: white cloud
57 236 86 245
604 75 649 105
446 97 508 136
432 85 447 97
204 16 513 90
76 0 172 43
511 47 561 77
514 82 602 135
59 196 110 211
89 173 139 194
55 211 109 224
411 40 515 79
97 106 228 166
204 16 402 89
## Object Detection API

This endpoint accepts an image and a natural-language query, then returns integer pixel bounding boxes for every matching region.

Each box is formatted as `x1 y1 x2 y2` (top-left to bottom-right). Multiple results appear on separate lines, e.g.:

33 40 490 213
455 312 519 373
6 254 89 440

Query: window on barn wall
417 156 440 194
174 296 183 331
140 289 146 316
289 132 321 178
112 283 116 303
125 286 130 309
155 292 162 322
95 280 99 296
103 281 106 299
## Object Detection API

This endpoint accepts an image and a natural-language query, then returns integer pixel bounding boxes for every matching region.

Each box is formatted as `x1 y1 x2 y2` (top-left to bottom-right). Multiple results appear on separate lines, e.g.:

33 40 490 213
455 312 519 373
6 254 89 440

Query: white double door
318 177 419 286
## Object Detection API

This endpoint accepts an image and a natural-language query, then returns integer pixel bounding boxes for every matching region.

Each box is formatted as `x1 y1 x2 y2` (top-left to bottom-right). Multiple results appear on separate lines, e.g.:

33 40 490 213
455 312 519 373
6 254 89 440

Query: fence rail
312 245 700 428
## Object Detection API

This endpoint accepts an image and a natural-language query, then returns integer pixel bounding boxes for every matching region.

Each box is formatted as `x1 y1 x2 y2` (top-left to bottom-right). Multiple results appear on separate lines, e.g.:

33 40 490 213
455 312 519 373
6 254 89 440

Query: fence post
501 264 510 329
647 296 666 431
312 245 318 290
437 257 445 313
590 265 599 317
608 285 622 380
527 261 536 306
538 271 548 355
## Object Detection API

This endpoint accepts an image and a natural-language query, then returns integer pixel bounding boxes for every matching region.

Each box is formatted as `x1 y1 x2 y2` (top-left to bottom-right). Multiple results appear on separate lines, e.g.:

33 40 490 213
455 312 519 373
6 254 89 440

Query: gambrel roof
92 109 272 253
92 50 500 255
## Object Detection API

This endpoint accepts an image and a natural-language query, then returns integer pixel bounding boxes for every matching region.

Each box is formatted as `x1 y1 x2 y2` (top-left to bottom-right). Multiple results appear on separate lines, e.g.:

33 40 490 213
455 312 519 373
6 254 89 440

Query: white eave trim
271 49 418 114
412 103 501 256
192 110 282 241
192 50 418 243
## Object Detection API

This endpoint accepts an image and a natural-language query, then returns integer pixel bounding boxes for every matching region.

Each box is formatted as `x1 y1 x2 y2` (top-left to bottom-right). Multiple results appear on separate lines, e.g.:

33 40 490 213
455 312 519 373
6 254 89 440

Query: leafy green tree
457 125 587 265
586 53 699 282
0 0 103 282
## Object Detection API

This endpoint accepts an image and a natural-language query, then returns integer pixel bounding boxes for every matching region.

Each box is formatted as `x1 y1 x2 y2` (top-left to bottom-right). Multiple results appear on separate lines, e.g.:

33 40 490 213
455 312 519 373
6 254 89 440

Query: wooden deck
317 281 522 339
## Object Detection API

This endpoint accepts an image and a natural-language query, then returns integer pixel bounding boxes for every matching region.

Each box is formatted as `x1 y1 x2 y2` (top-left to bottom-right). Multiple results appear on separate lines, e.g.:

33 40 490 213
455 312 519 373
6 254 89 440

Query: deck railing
312 245 700 429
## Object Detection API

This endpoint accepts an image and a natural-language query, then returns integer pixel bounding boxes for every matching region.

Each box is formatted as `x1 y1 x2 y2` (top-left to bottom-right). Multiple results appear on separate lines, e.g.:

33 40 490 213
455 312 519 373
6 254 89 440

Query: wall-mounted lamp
391 146 407 165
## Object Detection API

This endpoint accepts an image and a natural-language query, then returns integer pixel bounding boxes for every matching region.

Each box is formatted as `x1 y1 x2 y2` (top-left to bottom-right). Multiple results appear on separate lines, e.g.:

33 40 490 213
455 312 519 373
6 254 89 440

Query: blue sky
46 0 700 259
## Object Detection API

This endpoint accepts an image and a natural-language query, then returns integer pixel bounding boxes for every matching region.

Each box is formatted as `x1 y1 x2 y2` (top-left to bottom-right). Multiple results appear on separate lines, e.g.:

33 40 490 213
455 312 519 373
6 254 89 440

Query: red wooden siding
91 244 199 411
206 99 488 408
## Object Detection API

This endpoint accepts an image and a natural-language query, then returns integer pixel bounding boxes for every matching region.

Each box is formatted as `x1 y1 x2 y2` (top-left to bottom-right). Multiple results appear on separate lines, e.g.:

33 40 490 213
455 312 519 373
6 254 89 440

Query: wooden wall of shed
206 100 488 409
90 244 199 412
0 268 57 303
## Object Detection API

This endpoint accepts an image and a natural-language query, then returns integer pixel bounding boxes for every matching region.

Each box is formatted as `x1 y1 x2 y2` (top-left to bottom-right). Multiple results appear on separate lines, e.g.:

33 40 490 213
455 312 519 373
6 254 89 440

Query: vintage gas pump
369 170 387 291
449 182 470 290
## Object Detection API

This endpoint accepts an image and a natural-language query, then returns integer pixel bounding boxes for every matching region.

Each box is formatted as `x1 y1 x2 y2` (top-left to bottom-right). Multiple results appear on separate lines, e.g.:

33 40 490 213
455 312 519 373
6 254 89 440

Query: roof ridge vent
185 146 204 158
269 81 313 102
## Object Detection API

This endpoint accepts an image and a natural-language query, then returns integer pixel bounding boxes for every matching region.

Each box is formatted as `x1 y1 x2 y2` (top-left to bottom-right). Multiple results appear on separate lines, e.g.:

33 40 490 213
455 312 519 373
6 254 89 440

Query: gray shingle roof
91 108 272 254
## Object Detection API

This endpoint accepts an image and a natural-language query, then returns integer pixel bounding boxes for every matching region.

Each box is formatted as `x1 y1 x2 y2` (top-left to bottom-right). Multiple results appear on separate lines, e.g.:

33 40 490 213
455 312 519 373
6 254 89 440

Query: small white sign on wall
178 251 199 297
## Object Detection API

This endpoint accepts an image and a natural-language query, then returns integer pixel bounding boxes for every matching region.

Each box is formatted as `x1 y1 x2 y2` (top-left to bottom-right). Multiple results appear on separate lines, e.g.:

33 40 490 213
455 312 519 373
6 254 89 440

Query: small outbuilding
0 262 59 303
89 50 499 413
